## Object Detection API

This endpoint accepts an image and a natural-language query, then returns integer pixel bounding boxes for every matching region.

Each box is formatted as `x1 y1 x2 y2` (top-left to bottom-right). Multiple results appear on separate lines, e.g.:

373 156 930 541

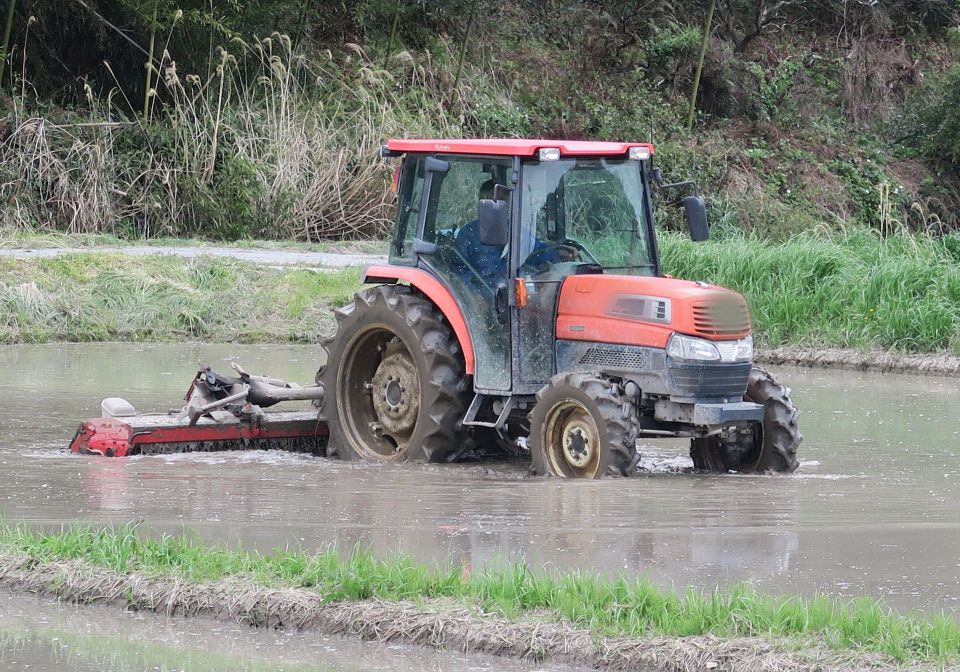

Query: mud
0 555 930 672
757 346 960 376
0 584 558 672
0 343 958 620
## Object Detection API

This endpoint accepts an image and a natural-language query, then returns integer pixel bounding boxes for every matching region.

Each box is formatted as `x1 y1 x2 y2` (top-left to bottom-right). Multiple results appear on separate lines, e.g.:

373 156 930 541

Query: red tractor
319 139 801 477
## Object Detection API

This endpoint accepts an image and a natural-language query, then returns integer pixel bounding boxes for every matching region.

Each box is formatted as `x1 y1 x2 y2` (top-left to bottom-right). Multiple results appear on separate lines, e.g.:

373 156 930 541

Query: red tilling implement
69 364 327 457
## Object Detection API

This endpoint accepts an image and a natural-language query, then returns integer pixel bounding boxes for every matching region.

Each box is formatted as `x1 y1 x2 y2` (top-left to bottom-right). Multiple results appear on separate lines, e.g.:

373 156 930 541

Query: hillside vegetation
0 1 958 242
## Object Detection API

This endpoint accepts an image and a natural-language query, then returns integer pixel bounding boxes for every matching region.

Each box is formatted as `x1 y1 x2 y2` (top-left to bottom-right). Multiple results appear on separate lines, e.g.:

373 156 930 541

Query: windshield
518 158 655 277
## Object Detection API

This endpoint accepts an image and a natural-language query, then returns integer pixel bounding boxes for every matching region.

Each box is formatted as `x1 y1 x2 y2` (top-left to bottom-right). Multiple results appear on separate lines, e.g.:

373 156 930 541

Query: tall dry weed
0 34 452 239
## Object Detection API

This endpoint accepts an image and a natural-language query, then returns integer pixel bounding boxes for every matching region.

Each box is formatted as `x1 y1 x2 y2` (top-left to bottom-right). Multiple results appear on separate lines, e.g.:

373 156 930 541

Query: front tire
321 285 470 463
529 373 639 478
691 366 802 473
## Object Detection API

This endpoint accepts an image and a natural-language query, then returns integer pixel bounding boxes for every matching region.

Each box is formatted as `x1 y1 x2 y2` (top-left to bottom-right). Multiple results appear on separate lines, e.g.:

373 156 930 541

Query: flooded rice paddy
0 342 958 666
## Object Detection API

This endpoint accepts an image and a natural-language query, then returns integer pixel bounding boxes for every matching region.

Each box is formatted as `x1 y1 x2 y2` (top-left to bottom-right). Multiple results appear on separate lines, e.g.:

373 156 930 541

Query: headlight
667 333 721 362
735 334 753 361
667 333 753 363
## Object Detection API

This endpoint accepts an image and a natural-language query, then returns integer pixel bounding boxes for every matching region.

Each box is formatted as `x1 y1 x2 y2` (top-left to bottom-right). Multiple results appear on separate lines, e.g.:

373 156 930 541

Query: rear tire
690 366 801 473
321 285 471 463
529 373 639 478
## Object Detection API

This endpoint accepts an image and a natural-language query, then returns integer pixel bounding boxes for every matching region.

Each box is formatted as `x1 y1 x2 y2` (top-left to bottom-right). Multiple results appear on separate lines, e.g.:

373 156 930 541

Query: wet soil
1 343 958 620
758 347 960 377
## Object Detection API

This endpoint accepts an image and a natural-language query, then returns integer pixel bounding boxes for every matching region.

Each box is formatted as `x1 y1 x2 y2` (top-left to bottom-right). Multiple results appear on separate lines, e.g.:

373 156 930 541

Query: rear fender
363 265 476 374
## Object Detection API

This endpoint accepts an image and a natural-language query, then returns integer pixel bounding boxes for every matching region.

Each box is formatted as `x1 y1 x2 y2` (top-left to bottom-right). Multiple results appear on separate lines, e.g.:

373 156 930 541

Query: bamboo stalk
687 0 716 132
143 2 158 121
451 4 477 105
383 0 401 68
0 0 17 88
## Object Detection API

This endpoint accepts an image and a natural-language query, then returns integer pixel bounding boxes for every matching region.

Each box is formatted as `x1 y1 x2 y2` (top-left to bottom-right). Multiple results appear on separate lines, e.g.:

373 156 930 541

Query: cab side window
390 156 424 264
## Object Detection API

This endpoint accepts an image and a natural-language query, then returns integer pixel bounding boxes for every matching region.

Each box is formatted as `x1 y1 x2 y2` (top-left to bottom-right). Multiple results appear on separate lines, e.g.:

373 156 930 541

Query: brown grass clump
0 553 947 672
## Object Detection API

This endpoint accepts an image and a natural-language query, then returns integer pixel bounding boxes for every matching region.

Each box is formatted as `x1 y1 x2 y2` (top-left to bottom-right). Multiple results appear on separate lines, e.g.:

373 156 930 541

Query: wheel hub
561 420 595 468
370 351 419 437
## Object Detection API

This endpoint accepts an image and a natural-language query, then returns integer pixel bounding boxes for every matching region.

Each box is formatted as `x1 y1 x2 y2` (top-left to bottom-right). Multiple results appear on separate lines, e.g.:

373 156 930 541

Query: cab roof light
538 147 561 161
629 146 652 161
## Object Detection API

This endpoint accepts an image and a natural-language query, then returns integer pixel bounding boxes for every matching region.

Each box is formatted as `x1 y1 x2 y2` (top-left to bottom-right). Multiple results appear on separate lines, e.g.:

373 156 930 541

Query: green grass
2 524 958 664
661 229 960 354
0 253 362 344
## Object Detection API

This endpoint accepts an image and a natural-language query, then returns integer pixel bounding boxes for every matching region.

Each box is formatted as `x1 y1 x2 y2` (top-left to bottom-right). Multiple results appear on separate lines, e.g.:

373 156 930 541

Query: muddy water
0 591 566 671
1 343 959 620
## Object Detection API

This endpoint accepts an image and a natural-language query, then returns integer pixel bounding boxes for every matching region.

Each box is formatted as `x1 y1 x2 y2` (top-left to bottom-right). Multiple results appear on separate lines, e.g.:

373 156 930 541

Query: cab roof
386 138 655 158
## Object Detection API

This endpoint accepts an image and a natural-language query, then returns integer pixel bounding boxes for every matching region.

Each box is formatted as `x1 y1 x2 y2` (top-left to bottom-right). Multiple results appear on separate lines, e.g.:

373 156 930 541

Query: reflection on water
0 592 558 672
0 344 958 618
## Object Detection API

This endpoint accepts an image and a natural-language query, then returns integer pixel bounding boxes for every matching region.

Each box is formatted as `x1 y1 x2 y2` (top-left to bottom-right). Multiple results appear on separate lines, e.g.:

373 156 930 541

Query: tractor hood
555 274 751 349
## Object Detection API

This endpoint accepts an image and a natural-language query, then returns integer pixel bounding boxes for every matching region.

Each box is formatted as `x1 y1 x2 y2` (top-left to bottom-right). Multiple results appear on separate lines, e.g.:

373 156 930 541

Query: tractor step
461 394 515 429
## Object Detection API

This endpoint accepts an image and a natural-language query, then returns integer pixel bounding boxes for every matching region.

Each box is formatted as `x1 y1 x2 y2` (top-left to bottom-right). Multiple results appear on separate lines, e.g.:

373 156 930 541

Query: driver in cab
455 180 576 283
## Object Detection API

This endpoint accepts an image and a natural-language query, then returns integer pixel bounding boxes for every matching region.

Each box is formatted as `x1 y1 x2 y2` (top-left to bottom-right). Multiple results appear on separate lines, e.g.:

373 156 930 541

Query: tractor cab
382 139 702 395
322 139 800 478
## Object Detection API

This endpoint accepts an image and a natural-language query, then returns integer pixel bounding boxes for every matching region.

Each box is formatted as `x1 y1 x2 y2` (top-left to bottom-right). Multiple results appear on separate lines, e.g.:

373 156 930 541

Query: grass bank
0 525 957 670
0 253 361 344
3 230 960 357
662 230 960 354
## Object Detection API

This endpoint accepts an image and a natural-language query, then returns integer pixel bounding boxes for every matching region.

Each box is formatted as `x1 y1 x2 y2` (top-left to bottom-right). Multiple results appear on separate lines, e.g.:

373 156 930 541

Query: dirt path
0 246 387 268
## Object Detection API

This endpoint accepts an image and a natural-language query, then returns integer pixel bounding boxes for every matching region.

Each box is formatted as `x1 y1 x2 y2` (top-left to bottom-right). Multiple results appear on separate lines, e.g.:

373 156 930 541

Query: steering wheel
520 238 599 275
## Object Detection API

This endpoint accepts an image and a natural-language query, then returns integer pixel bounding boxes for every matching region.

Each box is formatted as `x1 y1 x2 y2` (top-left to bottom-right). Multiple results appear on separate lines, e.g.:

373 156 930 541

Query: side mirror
683 195 710 242
478 199 509 247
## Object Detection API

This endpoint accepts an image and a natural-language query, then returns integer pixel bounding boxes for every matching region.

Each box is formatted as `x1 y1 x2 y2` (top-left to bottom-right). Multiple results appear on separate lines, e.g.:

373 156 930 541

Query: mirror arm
412 238 437 255
657 179 700 196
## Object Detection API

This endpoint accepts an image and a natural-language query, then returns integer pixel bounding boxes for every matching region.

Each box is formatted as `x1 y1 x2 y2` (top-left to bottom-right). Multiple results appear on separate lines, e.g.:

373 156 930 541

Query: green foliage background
0 0 958 240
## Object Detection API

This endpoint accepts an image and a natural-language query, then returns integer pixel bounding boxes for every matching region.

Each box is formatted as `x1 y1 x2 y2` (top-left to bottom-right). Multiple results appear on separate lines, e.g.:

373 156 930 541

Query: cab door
417 155 514 393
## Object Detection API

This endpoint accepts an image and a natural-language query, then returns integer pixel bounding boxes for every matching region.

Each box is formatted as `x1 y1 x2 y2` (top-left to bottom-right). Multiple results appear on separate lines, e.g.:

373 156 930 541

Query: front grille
691 298 751 338
669 362 751 399
578 346 646 371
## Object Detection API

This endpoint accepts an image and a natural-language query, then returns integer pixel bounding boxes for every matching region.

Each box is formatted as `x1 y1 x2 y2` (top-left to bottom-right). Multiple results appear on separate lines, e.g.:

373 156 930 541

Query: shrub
905 67 960 167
